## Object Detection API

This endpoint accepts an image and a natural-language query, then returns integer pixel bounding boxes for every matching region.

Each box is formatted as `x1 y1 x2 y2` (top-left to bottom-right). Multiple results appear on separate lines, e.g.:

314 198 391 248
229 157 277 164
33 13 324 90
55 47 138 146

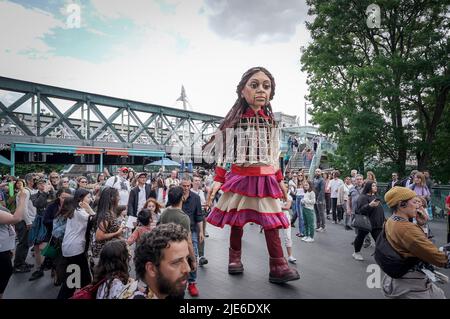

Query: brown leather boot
269 257 300 283
228 247 244 274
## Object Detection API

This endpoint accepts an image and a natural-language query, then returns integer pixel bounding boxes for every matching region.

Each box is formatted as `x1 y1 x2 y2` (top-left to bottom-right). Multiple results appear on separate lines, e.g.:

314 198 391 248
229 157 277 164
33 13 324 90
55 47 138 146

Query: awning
105 148 165 157
128 149 165 157
13 143 165 157
105 148 129 156
14 143 102 155
15 143 76 153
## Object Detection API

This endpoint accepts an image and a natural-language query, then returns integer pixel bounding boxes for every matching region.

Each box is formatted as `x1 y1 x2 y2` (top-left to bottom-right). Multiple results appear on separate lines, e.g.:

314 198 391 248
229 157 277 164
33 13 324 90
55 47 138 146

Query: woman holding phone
57 188 95 299
352 181 385 261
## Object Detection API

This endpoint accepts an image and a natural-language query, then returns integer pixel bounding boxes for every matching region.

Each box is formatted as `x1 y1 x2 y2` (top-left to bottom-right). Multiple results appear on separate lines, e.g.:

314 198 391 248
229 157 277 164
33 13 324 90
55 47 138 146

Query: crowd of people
0 165 449 299
0 167 215 299
0 164 449 299
0 63 449 300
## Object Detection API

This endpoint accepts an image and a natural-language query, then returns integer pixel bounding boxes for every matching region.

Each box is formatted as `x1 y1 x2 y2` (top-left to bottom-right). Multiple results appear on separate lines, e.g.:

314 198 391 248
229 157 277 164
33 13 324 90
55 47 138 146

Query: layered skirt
207 166 289 230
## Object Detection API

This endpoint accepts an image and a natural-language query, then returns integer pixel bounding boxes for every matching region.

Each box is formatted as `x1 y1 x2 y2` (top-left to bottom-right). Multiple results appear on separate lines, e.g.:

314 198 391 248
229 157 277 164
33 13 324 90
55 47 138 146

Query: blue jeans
188 230 199 283
295 196 305 235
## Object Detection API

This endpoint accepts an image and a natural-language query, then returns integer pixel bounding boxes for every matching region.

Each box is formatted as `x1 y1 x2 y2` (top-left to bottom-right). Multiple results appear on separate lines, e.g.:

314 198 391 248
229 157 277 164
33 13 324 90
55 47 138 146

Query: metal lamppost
304 102 312 126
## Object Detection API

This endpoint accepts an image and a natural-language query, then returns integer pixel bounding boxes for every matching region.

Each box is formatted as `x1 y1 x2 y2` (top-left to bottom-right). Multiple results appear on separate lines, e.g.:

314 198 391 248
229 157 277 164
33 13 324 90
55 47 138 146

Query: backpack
70 278 107 299
374 228 419 278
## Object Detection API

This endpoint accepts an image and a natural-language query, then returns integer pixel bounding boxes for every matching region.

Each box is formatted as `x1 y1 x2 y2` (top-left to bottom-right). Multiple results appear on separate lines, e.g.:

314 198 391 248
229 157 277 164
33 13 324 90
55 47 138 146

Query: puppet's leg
228 226 244 274
264 229 300 283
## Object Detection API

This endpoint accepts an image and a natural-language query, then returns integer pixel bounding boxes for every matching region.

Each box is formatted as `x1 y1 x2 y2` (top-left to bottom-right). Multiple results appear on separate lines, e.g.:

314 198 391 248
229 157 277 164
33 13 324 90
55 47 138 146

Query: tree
301 0 450 180
0 164 65 177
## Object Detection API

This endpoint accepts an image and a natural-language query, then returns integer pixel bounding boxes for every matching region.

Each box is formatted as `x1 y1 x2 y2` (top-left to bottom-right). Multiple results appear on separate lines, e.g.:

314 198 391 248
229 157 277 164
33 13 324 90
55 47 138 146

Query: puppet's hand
206 181 222 209
279 180 288 201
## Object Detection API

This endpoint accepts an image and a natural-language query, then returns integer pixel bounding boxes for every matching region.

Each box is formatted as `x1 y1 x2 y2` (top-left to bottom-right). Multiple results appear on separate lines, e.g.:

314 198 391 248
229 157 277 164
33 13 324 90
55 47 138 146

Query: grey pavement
4 219 450 299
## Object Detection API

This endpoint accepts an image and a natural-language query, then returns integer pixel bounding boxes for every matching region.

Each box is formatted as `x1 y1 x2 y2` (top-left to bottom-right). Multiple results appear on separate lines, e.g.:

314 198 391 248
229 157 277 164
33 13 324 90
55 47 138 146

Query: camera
31 177 40 189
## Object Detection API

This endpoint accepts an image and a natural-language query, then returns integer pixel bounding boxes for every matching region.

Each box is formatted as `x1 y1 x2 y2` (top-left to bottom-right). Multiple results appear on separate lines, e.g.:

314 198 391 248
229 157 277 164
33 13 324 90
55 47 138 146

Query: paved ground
4 219 450 299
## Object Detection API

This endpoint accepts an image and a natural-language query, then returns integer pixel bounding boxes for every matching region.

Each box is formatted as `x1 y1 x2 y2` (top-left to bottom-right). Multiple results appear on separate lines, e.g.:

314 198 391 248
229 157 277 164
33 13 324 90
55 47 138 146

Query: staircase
308 140 323 177
286 143 308 172
285 138 337 177
61 164 98 176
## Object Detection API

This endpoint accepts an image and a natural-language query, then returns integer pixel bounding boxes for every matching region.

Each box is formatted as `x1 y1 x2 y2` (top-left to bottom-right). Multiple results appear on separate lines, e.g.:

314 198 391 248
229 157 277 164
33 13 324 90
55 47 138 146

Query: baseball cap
118 167 129 173
136 172 148 178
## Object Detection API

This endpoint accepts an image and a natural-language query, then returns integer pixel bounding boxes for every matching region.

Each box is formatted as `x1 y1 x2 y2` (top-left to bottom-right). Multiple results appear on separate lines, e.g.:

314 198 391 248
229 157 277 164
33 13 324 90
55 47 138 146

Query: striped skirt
207 169 289 230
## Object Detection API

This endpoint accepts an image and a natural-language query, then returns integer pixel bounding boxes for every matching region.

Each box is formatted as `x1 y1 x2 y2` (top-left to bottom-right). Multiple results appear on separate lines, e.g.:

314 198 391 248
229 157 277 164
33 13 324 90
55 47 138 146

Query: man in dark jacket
127 172 156 217
181 176 203 297
386 172 401 193
313 168 326 231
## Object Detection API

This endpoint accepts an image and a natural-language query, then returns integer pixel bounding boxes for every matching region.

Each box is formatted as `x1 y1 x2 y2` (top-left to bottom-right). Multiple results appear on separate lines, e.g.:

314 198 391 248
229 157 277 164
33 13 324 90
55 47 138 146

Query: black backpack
374 228 420 278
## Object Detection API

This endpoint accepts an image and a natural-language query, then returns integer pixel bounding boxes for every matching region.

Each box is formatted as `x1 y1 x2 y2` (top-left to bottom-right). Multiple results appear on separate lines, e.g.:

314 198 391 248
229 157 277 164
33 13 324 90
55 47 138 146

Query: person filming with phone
379 187 450 299
352 181 385 261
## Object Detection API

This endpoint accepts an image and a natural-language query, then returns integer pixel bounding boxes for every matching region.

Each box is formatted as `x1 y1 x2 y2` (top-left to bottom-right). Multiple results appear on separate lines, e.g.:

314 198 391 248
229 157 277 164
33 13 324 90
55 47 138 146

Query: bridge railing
377 182 449 221
0 76 222 152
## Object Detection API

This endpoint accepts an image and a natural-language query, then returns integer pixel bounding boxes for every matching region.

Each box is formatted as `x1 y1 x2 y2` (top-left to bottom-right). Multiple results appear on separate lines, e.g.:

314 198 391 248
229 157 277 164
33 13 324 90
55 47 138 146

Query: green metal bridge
0 76 223 174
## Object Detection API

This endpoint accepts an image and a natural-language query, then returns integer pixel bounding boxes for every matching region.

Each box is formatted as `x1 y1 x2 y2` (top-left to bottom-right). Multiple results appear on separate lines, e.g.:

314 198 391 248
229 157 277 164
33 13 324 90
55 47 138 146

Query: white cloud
0 1 64 54
0 0 312 122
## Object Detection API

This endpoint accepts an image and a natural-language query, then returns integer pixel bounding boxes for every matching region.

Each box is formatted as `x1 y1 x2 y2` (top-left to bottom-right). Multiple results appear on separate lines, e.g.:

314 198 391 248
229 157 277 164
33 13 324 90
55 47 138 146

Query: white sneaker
317 227 324 232
301 236 308 241
288 256 297 263
305 237 314 243
352 252 364 261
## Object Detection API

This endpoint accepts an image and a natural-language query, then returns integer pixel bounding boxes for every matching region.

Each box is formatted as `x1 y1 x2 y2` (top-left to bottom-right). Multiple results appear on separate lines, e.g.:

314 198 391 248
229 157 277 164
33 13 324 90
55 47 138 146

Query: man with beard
118 223 191 299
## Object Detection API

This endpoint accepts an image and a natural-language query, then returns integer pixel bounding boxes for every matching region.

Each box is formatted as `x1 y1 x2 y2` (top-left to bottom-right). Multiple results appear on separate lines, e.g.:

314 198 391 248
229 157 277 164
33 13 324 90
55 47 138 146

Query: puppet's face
241 71 271 109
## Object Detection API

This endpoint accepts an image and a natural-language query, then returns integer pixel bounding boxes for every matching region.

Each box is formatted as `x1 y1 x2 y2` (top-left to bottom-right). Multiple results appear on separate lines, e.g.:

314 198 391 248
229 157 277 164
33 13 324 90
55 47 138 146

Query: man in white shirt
127 172 156 217
329 170 344 224
165 170 180 189
105 167 131 207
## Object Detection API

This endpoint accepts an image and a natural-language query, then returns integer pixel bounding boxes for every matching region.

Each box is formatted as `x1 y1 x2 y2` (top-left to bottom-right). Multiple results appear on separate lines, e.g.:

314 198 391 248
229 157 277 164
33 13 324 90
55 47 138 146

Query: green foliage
301 0 450 182
0 164 65 178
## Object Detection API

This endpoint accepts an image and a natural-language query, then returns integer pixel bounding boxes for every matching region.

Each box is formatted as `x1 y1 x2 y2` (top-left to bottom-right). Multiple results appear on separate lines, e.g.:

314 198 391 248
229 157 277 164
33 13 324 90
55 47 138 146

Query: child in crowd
301 181 316 243
280 192 297 263
127 209 153 246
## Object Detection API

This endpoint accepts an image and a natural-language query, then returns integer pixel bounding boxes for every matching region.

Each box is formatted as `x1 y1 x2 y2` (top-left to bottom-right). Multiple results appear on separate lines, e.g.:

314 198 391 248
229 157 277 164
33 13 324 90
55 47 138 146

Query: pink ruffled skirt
207 170 289 230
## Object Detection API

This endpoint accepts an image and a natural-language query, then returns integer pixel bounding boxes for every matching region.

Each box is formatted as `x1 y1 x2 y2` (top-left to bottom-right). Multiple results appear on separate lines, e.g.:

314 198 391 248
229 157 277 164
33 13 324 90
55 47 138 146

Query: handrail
308 140 322 177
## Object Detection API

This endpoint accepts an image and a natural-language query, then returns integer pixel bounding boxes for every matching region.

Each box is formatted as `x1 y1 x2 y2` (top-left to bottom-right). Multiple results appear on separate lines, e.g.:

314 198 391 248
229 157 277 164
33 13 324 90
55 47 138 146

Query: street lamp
304 102 312 126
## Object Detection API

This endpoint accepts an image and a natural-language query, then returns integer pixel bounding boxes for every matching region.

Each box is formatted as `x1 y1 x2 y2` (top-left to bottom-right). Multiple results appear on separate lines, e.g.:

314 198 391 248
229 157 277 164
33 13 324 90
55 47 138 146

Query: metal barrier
377 182 449 221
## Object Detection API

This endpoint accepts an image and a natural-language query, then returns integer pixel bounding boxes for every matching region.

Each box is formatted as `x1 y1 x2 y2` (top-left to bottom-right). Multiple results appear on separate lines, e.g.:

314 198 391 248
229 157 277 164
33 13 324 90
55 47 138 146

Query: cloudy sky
0 0 312 123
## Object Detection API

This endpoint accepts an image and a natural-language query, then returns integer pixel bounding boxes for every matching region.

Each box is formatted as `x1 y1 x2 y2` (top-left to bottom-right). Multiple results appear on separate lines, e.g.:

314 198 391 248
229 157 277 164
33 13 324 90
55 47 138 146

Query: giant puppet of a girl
205 67 300 284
